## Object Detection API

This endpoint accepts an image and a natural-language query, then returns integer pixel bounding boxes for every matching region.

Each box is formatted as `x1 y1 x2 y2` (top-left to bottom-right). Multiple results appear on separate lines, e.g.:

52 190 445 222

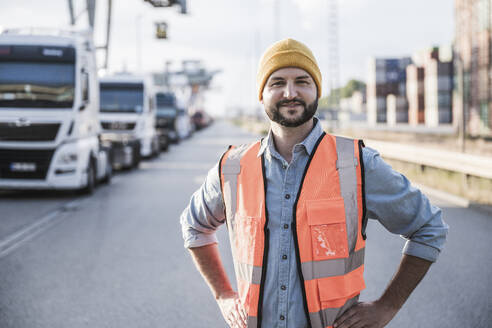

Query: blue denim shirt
180 118 448 328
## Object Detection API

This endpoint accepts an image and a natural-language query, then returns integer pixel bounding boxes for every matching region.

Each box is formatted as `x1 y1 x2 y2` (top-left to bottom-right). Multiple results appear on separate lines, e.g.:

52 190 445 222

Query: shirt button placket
279 160 294 328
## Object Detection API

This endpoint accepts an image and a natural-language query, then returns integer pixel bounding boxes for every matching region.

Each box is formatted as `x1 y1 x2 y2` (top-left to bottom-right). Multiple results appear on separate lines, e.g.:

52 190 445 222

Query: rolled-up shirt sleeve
180 162 226 248
363 147 449 262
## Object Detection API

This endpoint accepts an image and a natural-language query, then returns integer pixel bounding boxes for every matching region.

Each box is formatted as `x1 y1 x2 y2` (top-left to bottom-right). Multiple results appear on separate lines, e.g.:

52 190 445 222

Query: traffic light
144 0 170 7
143 0 187 14
176 0 187 14
155 22 168 39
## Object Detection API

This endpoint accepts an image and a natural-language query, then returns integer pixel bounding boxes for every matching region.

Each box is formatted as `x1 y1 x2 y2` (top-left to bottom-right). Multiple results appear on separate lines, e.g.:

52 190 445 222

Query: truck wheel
153 139 160 158
101 156 112 184
132 144 141 169
80 159 96 195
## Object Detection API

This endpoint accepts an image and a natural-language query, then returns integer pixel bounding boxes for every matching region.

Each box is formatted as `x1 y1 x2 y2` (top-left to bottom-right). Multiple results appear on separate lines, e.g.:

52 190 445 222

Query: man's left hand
333 301 399 328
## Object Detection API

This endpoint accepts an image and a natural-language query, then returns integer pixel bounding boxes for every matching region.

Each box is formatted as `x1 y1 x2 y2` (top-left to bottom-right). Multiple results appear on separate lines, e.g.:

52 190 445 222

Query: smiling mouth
280 102 303 108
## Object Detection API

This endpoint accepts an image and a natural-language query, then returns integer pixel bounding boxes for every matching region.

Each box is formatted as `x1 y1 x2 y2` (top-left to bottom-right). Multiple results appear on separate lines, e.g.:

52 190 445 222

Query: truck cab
154 91 192 145
0 28 111 193
154 91 178 147
99 74 160 169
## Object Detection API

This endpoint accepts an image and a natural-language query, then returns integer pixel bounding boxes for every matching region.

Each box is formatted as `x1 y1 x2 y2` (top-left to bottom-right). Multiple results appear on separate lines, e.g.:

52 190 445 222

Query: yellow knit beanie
257 38 322 101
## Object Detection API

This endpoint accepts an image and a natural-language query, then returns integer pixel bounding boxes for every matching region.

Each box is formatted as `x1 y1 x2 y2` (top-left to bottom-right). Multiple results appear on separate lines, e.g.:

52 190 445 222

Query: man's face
261 67 318 127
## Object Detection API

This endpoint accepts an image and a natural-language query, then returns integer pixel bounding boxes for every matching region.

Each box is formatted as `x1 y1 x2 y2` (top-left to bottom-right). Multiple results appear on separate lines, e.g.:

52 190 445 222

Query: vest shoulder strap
219 141 262 222
220 141 259 174
332 135 367 240
335 136 359 169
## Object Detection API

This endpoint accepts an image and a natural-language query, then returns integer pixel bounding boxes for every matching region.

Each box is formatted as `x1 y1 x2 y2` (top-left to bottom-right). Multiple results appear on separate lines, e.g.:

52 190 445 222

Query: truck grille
101 122 136 131
0 123 61 141
0 148 55 179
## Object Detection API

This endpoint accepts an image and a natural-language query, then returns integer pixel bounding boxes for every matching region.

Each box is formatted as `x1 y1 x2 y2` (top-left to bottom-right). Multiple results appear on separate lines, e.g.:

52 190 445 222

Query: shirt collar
257 116 324 158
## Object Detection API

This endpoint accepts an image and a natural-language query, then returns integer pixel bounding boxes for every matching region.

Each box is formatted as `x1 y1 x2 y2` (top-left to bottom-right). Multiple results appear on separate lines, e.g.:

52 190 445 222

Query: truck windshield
100 83 144 113
156 107 177 117
156 93 175 106
0 61 75 108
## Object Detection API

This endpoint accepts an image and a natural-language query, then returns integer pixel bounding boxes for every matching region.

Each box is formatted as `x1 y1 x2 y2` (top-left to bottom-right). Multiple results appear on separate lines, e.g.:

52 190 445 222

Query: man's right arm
180 162 247 327
188 244 247 327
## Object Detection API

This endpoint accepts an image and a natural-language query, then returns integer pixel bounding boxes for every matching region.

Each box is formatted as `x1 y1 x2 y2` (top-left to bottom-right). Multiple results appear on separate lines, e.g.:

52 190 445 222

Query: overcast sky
0 0 454 115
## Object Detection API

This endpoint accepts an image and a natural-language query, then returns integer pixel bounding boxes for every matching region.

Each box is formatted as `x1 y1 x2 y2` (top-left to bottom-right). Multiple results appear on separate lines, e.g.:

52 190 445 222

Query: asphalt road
0 121 490 328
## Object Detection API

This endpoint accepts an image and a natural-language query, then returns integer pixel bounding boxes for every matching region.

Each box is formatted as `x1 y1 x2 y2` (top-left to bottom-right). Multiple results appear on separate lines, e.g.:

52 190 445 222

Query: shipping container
477 29 490 68
439 108 452 124
489 102 492 130
478 67 489 100
439 45 453 63
386 94 408 126
480 101 490 132
478 0 491 31
438 75 453 91
406 65 425 126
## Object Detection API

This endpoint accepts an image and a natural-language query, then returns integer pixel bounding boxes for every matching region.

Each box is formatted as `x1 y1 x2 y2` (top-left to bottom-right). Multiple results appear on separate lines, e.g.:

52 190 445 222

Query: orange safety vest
219 132 367 328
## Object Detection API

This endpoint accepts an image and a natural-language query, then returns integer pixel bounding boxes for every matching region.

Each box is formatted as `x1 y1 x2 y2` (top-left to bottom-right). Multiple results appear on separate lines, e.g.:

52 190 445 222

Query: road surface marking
0 199 82 259
140 162 215 170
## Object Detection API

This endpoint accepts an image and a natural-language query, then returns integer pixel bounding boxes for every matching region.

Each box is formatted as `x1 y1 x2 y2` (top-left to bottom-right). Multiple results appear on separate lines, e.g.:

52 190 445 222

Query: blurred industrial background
0 1 491 328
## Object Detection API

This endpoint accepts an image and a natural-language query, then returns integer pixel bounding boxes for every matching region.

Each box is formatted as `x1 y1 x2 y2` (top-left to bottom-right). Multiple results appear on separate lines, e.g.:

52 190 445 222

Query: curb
414 183 469 207
469 203 492 217
415 183 492 217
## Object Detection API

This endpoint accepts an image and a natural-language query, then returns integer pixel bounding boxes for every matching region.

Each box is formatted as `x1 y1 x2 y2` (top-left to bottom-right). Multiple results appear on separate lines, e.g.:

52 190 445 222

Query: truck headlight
58 152 78 164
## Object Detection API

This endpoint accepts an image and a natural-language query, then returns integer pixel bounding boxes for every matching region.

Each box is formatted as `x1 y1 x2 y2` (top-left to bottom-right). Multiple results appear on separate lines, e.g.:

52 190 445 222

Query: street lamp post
136 14 143 73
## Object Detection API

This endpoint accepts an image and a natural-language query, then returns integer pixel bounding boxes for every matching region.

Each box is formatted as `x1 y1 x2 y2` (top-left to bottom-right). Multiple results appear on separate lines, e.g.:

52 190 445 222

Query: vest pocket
306 198 349 261
317 265 365 308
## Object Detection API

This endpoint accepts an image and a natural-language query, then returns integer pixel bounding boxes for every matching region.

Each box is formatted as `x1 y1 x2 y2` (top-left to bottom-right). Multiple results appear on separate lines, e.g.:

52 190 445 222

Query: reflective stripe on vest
220 133 366 328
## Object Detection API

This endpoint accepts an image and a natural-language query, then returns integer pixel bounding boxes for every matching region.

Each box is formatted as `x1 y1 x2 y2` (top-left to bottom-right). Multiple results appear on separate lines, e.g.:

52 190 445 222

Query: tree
319 79 366 110
341 79 366 98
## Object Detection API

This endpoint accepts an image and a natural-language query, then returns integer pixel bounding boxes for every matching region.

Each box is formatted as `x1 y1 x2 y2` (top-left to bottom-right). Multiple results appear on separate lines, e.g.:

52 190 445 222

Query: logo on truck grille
101 121 136 130
10 117 31 127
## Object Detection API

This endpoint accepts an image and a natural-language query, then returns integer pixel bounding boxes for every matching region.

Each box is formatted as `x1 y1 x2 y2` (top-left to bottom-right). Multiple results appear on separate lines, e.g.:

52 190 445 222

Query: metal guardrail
240 119 492 180
364 139 492 180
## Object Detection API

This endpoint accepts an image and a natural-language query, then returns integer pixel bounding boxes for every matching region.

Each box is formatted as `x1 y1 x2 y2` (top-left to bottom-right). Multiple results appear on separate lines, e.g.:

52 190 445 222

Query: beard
265 97 318 127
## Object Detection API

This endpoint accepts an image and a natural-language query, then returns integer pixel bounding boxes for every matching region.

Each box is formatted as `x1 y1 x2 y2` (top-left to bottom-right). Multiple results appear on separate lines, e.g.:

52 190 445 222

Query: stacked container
454 0 492 136
422 47 454 127
406 64 425 125
366 57 411 124
386 94 409 126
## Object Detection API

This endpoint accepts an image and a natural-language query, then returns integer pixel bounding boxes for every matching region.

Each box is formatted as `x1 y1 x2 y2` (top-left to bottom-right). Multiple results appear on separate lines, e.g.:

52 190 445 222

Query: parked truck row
0 28 210 194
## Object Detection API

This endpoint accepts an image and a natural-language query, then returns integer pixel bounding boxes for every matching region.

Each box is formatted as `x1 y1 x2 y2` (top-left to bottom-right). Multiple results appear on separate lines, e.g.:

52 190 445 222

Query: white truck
99 74 160 169
0 28 111 194
153 91 193 147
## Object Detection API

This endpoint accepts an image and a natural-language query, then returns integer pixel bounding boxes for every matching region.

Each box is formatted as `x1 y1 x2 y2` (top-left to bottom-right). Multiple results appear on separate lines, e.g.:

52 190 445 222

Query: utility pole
136 14 143 73
327 0 340 109
67 0 75 25
86 0 96 28
67 0 95 29
103 0 113 69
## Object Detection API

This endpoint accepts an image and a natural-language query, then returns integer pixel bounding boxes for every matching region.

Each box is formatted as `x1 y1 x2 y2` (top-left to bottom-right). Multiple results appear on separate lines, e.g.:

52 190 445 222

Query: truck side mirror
79 102 87 111
80 70 89 111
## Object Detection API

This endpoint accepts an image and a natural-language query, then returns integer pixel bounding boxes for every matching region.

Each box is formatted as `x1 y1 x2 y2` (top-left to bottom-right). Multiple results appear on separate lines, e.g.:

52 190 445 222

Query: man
180 38 448 328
